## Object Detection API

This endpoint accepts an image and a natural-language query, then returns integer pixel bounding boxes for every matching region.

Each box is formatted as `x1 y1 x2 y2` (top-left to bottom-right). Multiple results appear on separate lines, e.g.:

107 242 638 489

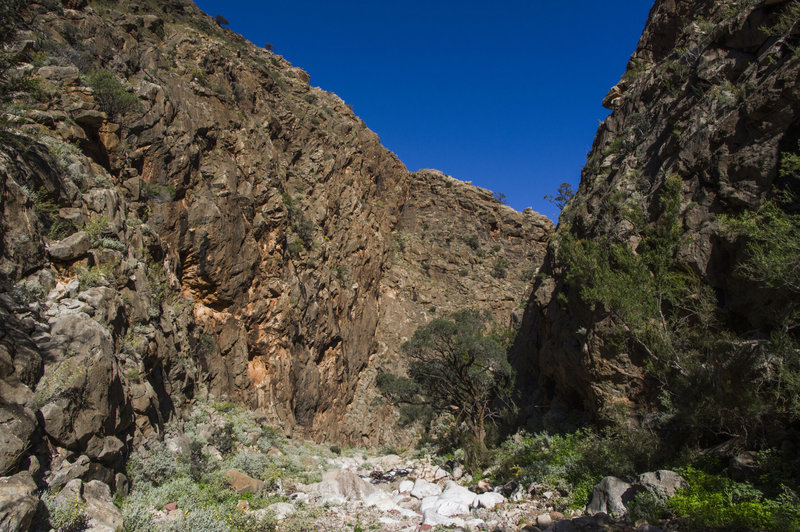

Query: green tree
377 309 515 463
544 182 576 210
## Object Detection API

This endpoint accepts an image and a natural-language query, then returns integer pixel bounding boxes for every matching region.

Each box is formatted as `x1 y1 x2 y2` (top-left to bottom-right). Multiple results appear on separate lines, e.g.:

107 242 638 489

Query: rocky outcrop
0 0 550 496
514 0 800 428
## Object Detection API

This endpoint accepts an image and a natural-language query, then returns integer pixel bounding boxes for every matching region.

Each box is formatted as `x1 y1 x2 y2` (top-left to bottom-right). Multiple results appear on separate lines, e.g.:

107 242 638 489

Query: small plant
622 58 651 81
86 70 139 117
214 14 230 27
463 234 480 250
492 257 509 278
42 491 89 532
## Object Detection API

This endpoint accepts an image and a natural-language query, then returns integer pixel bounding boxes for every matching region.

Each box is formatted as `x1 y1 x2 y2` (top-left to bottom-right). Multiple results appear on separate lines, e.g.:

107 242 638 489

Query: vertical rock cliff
515 0 800 434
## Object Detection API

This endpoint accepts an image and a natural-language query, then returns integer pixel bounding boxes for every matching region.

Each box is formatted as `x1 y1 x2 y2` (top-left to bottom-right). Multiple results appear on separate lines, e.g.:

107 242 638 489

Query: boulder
47 454 90 490
83 480 123 532
47 231 90 261
266 501 295 520
635 470 687 499
439 480 476 507
363 490 397 512
223 470 264 495
397 479 414 493
0 471 38 532
473 491 505 509
587 476 634 517
314 470 376 500
410 477 441 499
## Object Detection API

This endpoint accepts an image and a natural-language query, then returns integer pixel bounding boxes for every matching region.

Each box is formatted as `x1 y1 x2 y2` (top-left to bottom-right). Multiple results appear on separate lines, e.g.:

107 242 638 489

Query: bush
127 440 178 487
42 491 89 532
86 70 139 117
668 467 800 531
227 450 272 480
493 428 658 509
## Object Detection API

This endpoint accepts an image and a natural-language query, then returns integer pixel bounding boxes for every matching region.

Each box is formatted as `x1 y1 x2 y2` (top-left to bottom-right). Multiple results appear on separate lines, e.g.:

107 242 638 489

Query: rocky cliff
514 0 800 434
0 0 551 489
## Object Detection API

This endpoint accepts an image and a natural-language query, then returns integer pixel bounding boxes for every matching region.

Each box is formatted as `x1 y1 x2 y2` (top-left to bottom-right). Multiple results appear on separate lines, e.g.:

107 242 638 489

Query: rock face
514 0 800 428
0 0 550 493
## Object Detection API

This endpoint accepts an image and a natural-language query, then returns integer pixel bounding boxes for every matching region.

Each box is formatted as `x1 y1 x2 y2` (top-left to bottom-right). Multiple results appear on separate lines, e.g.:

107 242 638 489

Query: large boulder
587 476 634 517
0 471 38 532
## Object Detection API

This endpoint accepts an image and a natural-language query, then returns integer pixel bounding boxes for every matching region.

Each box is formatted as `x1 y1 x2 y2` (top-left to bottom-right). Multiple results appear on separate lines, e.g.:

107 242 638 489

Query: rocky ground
2 399 685 532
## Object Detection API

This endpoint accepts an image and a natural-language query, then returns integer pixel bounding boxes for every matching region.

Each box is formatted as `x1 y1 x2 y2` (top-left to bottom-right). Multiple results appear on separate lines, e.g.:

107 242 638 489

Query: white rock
318 494 347 506
422 509 458 526
266 502 295 520
419 495 439 513
363 491 397 512
394 507 420 519
473 491 505 509
290 492 310 504
436 500 470 516
433 467 448 480
398 479 414 493
410 478 442 499
379 516 400 526
439 481 476 507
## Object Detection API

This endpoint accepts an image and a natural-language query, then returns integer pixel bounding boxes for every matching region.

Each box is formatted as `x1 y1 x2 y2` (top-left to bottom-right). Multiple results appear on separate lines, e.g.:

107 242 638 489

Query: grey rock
587 476 634 517
0 471 38 532
47 454 90 490
36 65 81 84
47 231 90 261
265 501 295 520
83 480 123 532
635 470 687 499
313 470 376 501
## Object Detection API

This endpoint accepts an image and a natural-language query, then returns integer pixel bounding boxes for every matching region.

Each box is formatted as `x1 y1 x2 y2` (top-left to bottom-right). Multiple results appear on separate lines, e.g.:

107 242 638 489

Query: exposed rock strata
0 0 550 499
514 0 800 427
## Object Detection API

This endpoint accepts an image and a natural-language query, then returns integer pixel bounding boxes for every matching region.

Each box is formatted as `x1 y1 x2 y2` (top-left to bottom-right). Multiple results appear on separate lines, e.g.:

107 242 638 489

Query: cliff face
0 0 551 482
514 0 800 429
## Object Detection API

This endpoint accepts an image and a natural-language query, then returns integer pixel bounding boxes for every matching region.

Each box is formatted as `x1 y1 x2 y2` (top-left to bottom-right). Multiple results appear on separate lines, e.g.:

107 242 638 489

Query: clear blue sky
193 1 653 221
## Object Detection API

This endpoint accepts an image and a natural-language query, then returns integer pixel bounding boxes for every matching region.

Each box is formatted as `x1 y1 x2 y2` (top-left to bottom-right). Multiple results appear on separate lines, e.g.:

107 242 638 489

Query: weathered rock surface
0 0 551 501
0 471 38 532
586 476 633 517
514 0 800 429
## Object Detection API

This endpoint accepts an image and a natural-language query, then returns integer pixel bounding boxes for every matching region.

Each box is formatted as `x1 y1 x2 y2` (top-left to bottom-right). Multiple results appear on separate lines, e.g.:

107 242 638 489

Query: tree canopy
377 309 515 462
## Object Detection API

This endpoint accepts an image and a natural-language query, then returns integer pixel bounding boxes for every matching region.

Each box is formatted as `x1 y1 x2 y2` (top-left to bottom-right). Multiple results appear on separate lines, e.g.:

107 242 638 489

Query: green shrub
227 450 272 480
493 428 658 509
127 440 178 487
627 486 669 525
86 70 139 117
463 235 480 250
669 467 800 531
42 491 89 532
491 256 509 278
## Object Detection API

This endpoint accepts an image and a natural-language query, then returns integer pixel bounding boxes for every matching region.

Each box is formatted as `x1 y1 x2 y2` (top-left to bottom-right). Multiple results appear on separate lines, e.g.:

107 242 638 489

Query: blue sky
193 1 654 221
